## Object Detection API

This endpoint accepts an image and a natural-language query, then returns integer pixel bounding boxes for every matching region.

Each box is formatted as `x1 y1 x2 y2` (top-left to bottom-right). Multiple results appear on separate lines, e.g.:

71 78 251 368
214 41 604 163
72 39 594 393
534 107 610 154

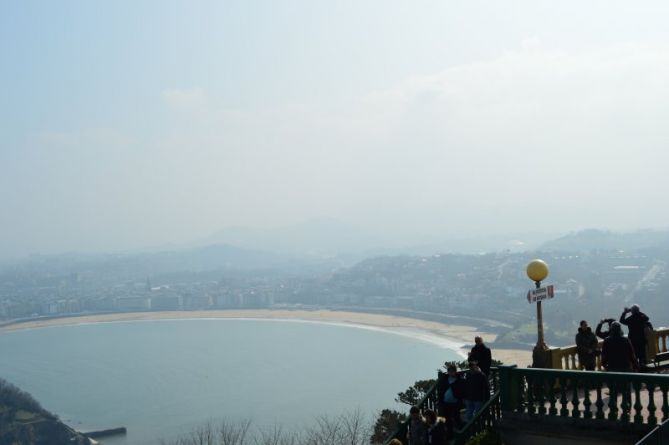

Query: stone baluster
559 378 569 417
537 377 547 415
571 377 581 418
595 381 605 420
583 378 592 419
620 381 631 424
526 376 536 415
647 383 657 427
661 383 668 423
548 377 558 416
608 380 619 421
633 381 643 425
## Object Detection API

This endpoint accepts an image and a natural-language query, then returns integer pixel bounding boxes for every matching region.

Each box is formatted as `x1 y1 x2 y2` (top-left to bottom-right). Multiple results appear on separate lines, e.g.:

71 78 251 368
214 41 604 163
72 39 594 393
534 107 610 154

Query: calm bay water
0 319 460 444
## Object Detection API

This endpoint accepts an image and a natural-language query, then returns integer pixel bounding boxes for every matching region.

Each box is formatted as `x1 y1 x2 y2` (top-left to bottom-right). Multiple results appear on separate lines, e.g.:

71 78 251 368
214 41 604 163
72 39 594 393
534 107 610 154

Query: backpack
644 321 654 341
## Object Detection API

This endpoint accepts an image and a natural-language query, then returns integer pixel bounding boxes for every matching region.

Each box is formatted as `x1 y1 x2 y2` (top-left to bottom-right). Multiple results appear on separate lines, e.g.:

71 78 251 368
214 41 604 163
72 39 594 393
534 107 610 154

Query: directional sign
527 285 555 304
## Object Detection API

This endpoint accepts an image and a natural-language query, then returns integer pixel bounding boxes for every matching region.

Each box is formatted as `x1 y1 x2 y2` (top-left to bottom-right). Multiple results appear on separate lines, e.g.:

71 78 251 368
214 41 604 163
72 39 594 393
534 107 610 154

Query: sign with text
527 285 555 304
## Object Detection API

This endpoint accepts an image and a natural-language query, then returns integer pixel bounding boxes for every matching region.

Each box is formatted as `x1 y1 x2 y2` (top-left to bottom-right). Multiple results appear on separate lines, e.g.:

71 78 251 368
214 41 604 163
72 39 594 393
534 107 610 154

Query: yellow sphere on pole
527 259 549 282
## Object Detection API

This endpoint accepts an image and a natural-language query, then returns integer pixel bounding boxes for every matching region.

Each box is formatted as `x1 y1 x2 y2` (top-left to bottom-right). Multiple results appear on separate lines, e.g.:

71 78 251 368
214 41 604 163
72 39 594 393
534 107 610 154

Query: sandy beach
0 309 532 367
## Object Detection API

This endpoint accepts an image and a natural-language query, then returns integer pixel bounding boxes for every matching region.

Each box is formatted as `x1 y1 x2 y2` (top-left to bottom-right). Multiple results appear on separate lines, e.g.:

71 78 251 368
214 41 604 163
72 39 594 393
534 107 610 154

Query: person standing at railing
602 322 638 408
576 320 599 370
620 304 651 365
437 364 464 440
407 405 428 445
601 322 638 372
468 336 492 377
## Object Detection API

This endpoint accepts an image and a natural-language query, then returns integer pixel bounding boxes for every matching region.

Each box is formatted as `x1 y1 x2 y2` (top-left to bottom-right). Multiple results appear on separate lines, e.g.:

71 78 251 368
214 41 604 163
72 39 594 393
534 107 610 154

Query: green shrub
465 429 502 445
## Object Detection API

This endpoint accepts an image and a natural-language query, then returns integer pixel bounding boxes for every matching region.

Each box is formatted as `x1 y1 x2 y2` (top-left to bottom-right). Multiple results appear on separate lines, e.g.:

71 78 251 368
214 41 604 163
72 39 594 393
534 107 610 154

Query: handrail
498 366 669 426
382 368 500 445
652 328 669 359
550 341 604 371
550 327 669 371
452 390 501 445
384 364 668 444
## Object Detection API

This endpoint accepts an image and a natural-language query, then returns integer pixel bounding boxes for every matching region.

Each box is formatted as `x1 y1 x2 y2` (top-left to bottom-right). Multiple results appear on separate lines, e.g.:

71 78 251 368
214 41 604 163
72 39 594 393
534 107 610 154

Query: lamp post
527 259 550 368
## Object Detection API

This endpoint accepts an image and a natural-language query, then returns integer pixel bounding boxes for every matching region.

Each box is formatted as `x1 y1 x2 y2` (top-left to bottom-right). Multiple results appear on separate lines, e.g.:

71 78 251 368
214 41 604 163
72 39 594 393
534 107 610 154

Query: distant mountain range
539 229 669 252
195 218 392 257
195 219 553 257
190 225 669 266
4 244 312 280
5 225 669 277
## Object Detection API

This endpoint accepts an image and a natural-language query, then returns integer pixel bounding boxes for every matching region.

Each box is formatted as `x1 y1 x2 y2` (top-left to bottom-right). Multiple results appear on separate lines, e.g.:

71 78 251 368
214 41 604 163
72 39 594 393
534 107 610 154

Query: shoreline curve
0 309 532 367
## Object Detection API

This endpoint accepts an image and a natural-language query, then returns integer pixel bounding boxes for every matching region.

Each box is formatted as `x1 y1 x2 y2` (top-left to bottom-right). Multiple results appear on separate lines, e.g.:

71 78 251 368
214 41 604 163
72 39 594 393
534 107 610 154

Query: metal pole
536 280 544 346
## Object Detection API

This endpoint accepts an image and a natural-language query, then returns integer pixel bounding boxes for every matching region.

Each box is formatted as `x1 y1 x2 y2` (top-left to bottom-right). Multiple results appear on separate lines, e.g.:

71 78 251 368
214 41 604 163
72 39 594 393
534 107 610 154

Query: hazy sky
2 1 669 257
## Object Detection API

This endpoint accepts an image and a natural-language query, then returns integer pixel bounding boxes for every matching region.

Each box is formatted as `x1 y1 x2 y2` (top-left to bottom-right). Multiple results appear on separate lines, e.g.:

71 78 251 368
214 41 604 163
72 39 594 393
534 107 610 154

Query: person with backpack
437 364 464 439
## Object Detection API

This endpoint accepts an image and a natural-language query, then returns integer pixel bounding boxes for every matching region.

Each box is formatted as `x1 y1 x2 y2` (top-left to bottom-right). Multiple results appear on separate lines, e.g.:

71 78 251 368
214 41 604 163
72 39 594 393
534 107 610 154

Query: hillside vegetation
0 378 90 445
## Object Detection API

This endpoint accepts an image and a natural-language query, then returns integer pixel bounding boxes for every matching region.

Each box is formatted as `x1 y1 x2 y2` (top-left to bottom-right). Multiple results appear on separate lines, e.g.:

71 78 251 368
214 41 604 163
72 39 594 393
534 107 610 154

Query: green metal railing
636 419 669 445
498 365 669 426
384 365 669 444
383 369 499 445
452 390 501 445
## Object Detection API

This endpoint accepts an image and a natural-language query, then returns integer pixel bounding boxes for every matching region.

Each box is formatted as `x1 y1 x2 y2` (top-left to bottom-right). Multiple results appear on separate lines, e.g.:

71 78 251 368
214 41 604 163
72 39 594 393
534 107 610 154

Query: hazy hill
393 233 553 256
0 244 320 284
197 219 556 258
540 229 669 252
196 219 393 256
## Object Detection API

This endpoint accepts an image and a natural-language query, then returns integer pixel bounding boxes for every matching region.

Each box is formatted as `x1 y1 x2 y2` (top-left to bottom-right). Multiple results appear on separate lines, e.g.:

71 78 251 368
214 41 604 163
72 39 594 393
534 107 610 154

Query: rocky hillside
0 378 91 445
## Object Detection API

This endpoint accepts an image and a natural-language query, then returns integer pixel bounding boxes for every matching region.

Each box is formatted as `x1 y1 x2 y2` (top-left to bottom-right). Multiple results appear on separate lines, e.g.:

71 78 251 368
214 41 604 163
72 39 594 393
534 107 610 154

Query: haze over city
2 0 669 259
5 3 669 445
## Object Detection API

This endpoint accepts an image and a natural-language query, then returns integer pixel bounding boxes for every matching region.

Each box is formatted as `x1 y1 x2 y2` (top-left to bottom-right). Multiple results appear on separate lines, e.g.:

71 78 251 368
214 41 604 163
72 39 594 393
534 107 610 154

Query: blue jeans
464 400 483 421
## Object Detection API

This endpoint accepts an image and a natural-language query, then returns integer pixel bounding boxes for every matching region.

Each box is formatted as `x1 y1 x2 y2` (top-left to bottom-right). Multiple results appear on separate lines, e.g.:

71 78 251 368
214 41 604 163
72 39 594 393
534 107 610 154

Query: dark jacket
575 327 598 368
409 417 428 445
602 334 637 372
469 343 492 375
427 421 447 445
620 311 650 343
437 372 464 404
463 370 489 402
